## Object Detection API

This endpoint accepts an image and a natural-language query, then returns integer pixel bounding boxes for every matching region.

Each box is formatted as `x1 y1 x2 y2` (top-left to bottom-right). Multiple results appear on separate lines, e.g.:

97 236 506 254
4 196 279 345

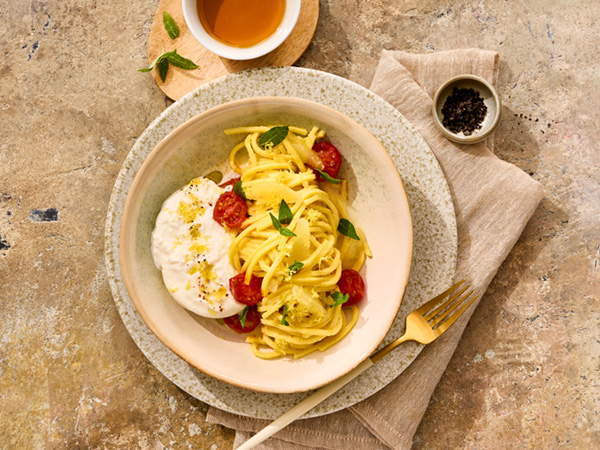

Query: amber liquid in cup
197 0 286 48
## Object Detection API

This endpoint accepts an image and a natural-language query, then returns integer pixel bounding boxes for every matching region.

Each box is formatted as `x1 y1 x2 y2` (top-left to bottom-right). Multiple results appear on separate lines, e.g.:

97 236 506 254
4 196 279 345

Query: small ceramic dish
119 96 413 393
432 74 501 144
182 0 301 60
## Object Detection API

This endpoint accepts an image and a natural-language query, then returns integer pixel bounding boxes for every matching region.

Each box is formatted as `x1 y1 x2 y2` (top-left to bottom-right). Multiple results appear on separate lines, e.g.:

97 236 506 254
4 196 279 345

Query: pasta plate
105 67 456 419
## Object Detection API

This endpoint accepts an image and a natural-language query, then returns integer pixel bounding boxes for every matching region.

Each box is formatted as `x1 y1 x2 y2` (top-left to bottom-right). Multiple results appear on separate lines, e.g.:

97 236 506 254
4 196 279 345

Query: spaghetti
224 125 371 359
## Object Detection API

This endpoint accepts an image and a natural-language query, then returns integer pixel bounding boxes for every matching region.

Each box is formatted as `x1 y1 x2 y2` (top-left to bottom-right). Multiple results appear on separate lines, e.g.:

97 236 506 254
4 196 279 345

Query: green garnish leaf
270 212 282 231
285 261 304 280
281 305 289 326
330 292 349 307
337 218 360 240
258 126 289 149
205 170 223 184
238 306 249 329
270 212 297 237
234 180 247 200
138 49 175 72
278 199 293 224
290 261 304 271
314 168 341 184
280 228 297 237
138 49 198 77
163 11 180 39
157 58 169 82
166 51 199 70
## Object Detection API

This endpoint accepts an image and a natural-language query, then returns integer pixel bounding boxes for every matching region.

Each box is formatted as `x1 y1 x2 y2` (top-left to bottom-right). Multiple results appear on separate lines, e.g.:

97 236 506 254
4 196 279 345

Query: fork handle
370 334 411 363
236 358 374 450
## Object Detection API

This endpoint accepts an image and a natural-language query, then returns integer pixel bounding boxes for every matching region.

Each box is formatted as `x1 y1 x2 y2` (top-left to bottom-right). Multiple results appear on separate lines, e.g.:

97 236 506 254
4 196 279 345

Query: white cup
182 0 301 61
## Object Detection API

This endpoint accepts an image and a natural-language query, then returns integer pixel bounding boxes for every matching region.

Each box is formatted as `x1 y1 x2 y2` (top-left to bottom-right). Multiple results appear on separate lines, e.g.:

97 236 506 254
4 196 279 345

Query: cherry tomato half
337 269 365 305
229 272 263 306
224 305 261 333
213 191 247 228
313 141 342 181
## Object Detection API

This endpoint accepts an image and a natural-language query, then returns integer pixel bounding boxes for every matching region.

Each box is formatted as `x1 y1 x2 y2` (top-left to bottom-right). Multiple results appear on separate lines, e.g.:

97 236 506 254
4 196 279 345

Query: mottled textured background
1 0 598 449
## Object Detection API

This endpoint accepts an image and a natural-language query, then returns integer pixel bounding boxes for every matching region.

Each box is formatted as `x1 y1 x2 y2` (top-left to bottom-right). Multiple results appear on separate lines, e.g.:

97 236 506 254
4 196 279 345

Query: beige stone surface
0 0 598 449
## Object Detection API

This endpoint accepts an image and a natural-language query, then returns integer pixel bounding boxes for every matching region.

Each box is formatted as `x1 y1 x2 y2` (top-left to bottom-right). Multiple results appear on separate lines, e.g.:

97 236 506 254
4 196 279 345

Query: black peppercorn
441 87 487 135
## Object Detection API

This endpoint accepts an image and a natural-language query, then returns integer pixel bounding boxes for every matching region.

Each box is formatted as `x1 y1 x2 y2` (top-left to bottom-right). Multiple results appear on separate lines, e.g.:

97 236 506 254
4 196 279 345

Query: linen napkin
206 49 544 449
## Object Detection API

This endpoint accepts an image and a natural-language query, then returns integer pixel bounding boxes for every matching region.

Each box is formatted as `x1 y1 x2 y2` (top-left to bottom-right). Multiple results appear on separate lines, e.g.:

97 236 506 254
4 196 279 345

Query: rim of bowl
119 96 413 393
432 74 502 144
182 0 302 60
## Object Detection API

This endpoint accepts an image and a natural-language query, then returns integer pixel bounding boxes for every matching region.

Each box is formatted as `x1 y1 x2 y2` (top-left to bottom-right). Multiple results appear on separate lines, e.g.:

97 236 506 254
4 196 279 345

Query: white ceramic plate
105 67 457 419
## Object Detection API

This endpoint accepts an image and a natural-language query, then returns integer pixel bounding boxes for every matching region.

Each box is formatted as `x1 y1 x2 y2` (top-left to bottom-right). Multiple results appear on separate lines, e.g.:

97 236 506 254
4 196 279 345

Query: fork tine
428 288 473 327
423 284 470 322
416 279 466 316
433 292 479 335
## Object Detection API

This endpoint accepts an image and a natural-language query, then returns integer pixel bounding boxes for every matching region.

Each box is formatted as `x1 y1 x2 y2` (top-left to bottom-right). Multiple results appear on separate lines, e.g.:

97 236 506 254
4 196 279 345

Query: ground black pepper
441 87 487 135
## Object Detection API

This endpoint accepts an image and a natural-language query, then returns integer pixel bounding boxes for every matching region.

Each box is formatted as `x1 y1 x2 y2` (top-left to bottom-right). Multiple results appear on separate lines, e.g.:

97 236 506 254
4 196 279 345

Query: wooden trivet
147 0 320 100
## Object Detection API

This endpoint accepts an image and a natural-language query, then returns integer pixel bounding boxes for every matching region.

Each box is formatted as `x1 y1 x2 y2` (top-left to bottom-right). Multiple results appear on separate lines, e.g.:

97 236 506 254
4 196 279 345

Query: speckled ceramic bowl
432 74 501 144
119 96 413 393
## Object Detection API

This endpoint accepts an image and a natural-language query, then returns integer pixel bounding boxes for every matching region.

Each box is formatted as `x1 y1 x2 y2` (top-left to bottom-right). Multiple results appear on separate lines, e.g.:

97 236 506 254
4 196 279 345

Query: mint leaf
234 180 247 200
163 11 180 39
138 49 175 72
337 218 360 240
314 168 342 184
258 126 289 149
278 199 293 224
157 58 169 82
139 49 197 78
239 306 249 329
330 292 349 307
166 51 198 70
281 305 289 326
270 212 297 237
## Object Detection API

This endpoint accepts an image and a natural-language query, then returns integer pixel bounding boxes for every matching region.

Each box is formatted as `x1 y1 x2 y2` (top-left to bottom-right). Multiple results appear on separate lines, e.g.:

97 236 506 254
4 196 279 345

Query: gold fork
237 280 478 450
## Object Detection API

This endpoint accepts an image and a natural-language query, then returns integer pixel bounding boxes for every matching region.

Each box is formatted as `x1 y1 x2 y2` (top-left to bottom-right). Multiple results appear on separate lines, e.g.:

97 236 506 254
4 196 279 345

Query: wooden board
147 0 320 100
